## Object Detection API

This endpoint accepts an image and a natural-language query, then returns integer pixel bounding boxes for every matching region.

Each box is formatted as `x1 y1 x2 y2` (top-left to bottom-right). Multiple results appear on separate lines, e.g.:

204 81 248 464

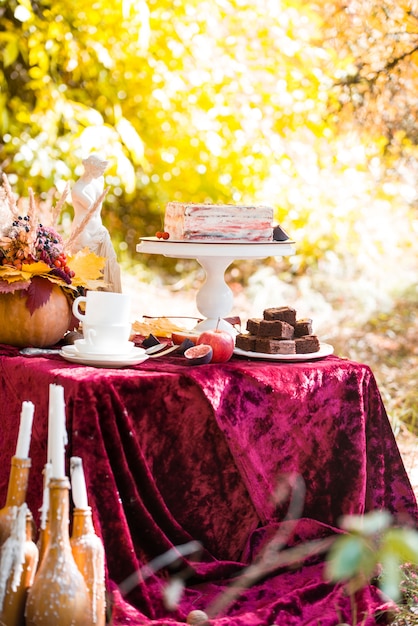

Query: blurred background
0 0 417 445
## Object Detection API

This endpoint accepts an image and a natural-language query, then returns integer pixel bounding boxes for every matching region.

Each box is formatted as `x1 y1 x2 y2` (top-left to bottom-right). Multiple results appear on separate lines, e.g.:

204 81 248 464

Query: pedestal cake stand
136 238 296 333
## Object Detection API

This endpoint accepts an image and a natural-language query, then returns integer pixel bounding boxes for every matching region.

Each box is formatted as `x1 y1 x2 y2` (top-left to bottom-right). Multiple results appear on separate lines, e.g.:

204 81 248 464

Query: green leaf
339 511 392 535
325 535 372 581
381 528 418 564
379 553 402 601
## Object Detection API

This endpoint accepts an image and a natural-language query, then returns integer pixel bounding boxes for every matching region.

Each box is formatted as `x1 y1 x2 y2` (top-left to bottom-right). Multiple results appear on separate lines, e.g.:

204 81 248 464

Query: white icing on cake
164 202 274 241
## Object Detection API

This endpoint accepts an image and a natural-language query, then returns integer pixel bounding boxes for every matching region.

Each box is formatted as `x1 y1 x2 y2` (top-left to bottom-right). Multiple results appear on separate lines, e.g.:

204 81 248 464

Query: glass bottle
0 457 31 547
25 477 90 626
0 508 38 626
36 517 50 571
36 463 52 570
71 507 106 626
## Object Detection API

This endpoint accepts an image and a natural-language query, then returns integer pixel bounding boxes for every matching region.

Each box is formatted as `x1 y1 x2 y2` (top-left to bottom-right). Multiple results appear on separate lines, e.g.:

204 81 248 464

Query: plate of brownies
234 306 334 362
234 343 334 362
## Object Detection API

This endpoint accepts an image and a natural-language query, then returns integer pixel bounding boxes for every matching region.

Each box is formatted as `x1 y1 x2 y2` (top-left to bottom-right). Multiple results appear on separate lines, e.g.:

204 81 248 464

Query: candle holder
0 457 32 548
71 507 106 626
25 478 90 626
0 507 38 626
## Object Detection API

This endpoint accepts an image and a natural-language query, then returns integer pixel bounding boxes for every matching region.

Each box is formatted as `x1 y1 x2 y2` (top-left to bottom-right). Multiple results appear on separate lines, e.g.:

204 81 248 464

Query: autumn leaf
0 268 32 284
0 262 51 284
66 248 106 288
0 278 31 293
21 261 52 277
25 276 54 314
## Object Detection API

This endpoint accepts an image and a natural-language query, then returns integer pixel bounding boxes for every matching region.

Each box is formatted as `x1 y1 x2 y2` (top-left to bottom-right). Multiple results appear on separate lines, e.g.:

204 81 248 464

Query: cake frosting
163 202 274 242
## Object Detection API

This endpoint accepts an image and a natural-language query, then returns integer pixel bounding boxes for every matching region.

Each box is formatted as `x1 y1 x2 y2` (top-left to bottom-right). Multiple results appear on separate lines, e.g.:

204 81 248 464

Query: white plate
137 238 295 260
59 346 148 368
233 342 334 362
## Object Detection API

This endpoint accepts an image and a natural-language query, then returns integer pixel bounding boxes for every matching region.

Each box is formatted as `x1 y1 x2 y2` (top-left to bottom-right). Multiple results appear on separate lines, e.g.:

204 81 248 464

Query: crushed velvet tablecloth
0 345 416 625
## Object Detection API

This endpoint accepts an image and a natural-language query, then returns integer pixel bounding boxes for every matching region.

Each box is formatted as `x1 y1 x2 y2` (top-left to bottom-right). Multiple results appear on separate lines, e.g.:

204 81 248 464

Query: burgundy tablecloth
0 346 416 625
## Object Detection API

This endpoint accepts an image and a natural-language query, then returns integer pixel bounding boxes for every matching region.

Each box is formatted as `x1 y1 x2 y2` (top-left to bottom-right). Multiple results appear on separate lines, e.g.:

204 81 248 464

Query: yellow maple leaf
20 261 52 277
0 262 49 283
67 248 106 288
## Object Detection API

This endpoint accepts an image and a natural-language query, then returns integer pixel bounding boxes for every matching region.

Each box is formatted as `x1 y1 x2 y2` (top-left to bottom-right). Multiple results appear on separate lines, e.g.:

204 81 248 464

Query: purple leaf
25 276 53 314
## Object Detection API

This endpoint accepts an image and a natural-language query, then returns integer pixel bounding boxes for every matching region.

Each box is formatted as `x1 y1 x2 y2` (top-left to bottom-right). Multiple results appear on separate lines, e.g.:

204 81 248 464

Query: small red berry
156 231 163 239
162 231 170 240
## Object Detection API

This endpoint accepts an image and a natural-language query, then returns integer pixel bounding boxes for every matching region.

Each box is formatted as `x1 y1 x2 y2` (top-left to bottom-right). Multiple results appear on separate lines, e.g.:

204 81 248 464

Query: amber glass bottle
71 507 106 626
36 517 50 571
25 478 90 626
0 508 38 626
0 457 31 547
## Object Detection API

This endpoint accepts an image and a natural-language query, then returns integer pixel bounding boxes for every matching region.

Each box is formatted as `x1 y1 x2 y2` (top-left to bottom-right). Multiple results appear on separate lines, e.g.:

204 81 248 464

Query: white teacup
75 323 133 355
72 291 131 326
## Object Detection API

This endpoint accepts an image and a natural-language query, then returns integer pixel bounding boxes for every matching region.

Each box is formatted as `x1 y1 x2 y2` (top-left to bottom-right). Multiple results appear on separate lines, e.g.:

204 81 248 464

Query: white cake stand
136 237 296 334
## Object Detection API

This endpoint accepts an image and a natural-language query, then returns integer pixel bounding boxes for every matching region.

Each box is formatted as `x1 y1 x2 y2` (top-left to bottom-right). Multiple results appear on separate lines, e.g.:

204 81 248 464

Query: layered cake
163 202 274 242
235 306 320 355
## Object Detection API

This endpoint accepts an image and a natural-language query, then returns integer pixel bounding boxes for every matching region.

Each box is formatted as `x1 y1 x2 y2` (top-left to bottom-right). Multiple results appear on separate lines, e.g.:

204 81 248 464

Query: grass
328 287 418 437
392 564 418 625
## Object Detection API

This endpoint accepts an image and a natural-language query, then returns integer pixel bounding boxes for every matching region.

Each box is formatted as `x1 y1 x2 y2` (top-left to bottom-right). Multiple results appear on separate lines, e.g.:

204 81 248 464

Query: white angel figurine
68 154 122 293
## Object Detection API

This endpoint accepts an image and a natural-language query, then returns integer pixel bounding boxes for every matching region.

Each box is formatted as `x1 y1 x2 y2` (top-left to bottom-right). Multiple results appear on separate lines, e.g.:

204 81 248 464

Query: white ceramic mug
72 291 131 326
74 323 133 355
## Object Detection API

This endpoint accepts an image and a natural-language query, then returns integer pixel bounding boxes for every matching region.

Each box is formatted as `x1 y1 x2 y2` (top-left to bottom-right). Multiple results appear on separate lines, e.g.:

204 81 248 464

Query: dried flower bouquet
0 174 105 314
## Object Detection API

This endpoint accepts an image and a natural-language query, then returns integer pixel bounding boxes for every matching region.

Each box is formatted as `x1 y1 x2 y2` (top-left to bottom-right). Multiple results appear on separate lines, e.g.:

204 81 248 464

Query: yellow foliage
0 261 51 283
67 249 106 288
0 0 417 280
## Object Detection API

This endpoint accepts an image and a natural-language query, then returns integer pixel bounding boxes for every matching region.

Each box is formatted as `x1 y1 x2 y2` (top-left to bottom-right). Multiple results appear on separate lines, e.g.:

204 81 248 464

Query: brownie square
263 306 297 326
295 335 320 354
235 333 257 352
255 338 296 354
246 318 262 335
294 318 313 337
258 319 294 339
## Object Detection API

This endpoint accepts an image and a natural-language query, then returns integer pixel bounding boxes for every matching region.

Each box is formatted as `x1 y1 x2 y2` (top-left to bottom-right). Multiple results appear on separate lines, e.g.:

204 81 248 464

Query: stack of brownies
235 306 320 355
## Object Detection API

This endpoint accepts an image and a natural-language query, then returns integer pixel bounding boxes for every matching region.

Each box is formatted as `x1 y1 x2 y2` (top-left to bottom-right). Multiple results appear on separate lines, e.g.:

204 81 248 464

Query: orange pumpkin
0 283 73 348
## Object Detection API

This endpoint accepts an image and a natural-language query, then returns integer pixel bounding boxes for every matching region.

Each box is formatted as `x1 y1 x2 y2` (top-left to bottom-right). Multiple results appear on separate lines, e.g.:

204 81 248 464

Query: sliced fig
184 344 213 365
142 333 161 348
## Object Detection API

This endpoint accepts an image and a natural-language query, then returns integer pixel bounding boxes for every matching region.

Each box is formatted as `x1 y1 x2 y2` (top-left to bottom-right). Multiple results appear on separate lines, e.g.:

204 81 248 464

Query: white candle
70 457 89 509
47 389 53 465
15 401 34 458
48 384 67 479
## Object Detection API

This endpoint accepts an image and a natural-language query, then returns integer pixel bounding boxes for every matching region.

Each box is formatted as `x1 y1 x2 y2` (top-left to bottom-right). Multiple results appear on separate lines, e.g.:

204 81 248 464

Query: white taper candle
15 400 34 458
48 383 67 479
70 456 89 509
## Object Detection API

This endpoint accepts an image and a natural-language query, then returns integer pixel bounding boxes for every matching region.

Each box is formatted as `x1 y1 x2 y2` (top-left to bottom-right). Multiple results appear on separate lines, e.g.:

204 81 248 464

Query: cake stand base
136 238 296 336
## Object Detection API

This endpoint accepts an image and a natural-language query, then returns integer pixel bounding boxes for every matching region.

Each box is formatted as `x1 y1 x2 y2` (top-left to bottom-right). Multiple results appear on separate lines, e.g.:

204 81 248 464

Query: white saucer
73 340 135 357
233 342 334 362
59 345 148 368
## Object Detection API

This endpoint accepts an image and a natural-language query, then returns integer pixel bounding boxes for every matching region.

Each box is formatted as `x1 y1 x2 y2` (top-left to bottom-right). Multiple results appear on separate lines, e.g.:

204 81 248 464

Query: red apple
197 328 235 363
171 331 199 345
